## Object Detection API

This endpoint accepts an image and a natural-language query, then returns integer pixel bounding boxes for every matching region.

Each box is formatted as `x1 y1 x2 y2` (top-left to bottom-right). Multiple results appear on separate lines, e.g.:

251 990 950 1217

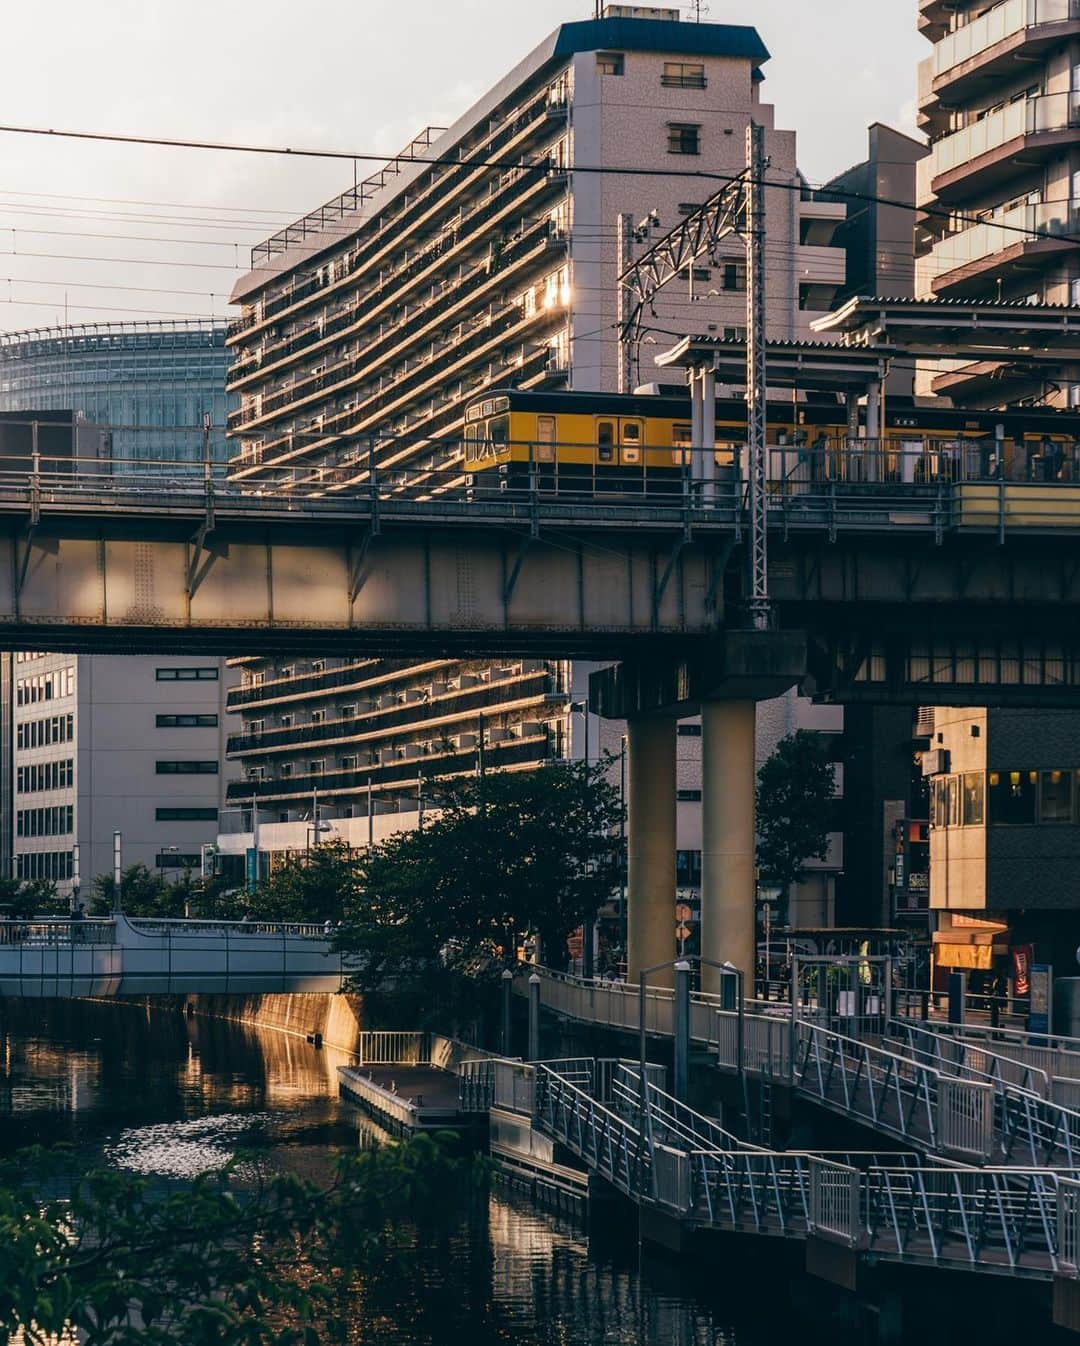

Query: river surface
0 999 855 1345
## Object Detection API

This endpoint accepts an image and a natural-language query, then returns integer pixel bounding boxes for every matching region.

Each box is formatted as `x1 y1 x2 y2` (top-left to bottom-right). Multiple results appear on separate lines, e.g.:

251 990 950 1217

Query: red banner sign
1012 944 1034 997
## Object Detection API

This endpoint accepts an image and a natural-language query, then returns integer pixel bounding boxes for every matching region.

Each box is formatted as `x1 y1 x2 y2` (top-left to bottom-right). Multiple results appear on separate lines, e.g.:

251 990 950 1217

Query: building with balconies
916 0 1080 405
219 7 849 928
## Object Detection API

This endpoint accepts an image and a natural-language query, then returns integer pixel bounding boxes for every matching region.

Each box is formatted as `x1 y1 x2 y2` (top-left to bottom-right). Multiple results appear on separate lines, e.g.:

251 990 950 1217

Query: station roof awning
654 335 891 392
810 295 1080 362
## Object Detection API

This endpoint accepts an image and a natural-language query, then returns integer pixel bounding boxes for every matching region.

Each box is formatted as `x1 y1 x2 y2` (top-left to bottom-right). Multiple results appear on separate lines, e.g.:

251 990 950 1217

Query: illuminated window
987 769 1037 825
962 772 984 825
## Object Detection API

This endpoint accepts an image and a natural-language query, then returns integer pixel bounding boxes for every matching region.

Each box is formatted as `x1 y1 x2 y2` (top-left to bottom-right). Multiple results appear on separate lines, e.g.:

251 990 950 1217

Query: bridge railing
0 918 116 946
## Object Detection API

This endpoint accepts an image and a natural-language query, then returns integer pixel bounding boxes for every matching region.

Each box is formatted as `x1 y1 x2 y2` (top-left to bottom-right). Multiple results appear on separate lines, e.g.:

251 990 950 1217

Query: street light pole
112 831 122 914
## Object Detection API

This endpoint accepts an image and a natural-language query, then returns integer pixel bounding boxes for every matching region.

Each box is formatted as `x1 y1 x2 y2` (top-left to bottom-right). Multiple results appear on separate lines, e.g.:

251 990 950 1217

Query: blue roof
553 17 770 63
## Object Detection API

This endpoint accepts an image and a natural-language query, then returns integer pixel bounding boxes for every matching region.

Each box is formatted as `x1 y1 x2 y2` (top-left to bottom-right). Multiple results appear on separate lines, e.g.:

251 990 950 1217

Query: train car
462 387 1080 496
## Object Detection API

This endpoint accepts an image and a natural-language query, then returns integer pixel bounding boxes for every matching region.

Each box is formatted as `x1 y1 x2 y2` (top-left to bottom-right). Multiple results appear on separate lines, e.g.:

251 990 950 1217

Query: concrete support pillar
865 380 881 482
689 368 704 498
626 715 677 988
701 367 717 505
700 699 756 994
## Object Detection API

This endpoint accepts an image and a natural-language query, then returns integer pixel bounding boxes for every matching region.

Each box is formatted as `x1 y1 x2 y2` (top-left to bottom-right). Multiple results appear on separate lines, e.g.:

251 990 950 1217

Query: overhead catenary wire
0 121 1076 254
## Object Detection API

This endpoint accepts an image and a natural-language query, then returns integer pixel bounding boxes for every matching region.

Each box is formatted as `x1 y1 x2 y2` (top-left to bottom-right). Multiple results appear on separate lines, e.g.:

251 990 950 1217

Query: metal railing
528 1056 1071 1276
0 918 116 946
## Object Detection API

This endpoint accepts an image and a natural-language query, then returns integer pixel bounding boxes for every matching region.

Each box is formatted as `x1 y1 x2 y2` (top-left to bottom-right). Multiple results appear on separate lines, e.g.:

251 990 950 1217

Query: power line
2 119 1077 255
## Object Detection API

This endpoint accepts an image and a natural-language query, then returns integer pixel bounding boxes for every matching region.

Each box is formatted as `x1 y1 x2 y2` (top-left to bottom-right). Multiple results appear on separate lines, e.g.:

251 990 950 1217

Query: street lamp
158 845 180 883
70 842 81 915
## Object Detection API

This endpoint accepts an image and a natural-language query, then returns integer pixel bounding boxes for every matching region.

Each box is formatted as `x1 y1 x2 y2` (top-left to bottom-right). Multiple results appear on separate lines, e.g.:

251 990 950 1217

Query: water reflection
0 1000 768 1345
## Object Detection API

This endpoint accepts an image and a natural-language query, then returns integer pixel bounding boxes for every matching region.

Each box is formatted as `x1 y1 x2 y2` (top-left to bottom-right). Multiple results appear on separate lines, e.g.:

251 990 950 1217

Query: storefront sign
1029 963 1052 1037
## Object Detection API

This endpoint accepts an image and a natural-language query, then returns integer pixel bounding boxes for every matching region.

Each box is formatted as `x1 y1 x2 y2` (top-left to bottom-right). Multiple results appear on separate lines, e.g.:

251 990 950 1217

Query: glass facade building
0 319 233 462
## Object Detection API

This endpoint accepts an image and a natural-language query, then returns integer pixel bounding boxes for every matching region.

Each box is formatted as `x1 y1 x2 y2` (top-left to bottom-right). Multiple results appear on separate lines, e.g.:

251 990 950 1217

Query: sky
0 0 926 333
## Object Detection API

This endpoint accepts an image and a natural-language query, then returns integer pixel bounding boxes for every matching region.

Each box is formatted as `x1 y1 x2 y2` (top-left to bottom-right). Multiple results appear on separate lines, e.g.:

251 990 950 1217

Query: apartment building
0 654 236 898
219 8 849 917
916 0 1080 405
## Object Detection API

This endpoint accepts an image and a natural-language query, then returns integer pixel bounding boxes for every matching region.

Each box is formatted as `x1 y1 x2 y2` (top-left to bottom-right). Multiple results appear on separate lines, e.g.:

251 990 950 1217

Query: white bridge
0 917 345 997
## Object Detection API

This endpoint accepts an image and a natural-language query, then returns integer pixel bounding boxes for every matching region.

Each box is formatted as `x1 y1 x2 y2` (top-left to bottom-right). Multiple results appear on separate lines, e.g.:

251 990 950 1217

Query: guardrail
0 918 116 946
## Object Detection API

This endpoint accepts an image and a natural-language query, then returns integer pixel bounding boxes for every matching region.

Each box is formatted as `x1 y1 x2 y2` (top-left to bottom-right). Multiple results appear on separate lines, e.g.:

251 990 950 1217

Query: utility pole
616 213 635 394
745 122 769 632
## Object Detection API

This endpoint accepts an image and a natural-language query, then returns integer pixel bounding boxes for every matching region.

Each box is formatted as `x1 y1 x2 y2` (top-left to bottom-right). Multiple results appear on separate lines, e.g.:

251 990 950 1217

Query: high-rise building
0 320 238 898
219 8 849 924
915 0 1080 406
0 320 233 462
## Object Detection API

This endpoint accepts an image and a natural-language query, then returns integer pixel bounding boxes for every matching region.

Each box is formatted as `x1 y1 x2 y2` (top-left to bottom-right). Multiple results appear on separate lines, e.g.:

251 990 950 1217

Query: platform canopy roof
654 335 891 392
810 295 1080 362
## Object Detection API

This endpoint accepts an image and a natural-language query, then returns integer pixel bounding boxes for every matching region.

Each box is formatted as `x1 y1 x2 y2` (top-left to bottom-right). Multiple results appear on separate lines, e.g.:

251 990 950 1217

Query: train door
595 416 644 492
535 413 557 492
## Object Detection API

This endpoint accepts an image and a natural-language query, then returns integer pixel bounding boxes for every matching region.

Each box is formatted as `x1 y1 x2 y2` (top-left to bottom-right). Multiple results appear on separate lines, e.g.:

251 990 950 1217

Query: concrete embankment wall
187 992 365 1054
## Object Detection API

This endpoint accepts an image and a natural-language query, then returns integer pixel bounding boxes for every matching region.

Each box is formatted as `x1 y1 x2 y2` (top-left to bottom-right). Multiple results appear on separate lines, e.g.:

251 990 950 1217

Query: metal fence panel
653 1144 691 1213
938 1078 994 1161
809 1159 861 1246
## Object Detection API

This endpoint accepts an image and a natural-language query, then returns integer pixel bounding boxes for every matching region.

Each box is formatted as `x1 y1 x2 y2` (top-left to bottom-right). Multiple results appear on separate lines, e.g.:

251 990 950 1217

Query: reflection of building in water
0 1036 101 1118
486 1192 733 1345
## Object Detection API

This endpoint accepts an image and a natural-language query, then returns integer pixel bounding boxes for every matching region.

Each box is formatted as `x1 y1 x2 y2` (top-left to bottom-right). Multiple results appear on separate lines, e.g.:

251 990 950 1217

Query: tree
339 758 623 990
0 876 59 918
248 839 358 923
755 730 836 918
0 1133 482 1345
88 865 230 919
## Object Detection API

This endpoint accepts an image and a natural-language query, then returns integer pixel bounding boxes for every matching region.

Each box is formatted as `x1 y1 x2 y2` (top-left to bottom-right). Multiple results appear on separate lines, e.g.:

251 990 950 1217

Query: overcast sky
0 1 925 333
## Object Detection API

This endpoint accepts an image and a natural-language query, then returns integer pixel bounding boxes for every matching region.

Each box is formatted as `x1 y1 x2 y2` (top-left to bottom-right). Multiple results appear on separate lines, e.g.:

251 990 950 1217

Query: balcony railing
933 0 1080 78
931 91 1080 180
919 199 1077 287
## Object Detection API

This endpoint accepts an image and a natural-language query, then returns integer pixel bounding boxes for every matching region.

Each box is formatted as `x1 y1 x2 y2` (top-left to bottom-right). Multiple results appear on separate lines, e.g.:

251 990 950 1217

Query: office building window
15 850 73 881
17 713 74 750
15 666 75 705
667 124 701 155
155 760 219 775
676 788 702 802
677 724 702 737
17 759 74 793
156 667 219 681
156 807 219 821
156 852 201 870
1040 770 1072 822
156 714 219 728
987 770 1037 825
597 51 624 76
962 772 984 825
662 61 706 89
16 805 74 837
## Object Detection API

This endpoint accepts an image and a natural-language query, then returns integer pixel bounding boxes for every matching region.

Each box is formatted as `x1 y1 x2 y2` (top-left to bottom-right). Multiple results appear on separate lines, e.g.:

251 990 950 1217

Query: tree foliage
339 759 623 987
755 729 836 898
88 865 231 919
0 876 59 918
0 1133 483 1345
247 839 359 923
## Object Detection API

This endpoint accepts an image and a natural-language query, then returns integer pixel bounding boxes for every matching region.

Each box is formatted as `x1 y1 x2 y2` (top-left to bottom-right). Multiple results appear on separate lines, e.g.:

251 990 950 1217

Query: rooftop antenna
688 0 709 18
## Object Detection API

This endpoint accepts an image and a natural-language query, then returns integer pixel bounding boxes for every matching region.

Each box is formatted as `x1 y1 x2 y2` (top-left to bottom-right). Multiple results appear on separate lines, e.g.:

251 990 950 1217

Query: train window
621 420 642 464
536 415 556 463
464 425 479 462
597 420 615 462
673 422 692 466
489 416 509 448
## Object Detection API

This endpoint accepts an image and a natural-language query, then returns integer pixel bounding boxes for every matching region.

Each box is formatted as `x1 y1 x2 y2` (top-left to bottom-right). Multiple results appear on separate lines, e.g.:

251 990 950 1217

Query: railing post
527 972 541 1062
674 959 691 1101
501 967 513 1055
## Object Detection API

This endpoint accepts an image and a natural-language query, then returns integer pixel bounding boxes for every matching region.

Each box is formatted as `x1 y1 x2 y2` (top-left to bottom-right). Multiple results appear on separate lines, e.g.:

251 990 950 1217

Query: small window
157 667 218 682
597 51 624 76
597 420 615 463
668 124 701 156
678 724 702 737
156 714 218 728
677 789 702 803
962 772 984 826
662 61 706 89
1041 770 1072 822
156 807 218 821
310 760 324 775
155 760 219 775
722 260 742 292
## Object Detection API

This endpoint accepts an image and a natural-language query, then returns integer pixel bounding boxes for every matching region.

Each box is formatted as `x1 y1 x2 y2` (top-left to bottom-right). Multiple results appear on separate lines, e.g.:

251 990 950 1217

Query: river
0 998 867 1345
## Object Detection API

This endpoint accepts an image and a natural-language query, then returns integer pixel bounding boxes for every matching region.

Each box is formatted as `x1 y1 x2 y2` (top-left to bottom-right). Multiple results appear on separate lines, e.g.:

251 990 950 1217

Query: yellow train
462 388 1080 494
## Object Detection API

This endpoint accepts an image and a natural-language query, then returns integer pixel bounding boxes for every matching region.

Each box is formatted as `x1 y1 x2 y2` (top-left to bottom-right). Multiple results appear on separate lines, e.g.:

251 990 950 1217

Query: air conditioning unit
456 733 478 750
519 721 543 738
